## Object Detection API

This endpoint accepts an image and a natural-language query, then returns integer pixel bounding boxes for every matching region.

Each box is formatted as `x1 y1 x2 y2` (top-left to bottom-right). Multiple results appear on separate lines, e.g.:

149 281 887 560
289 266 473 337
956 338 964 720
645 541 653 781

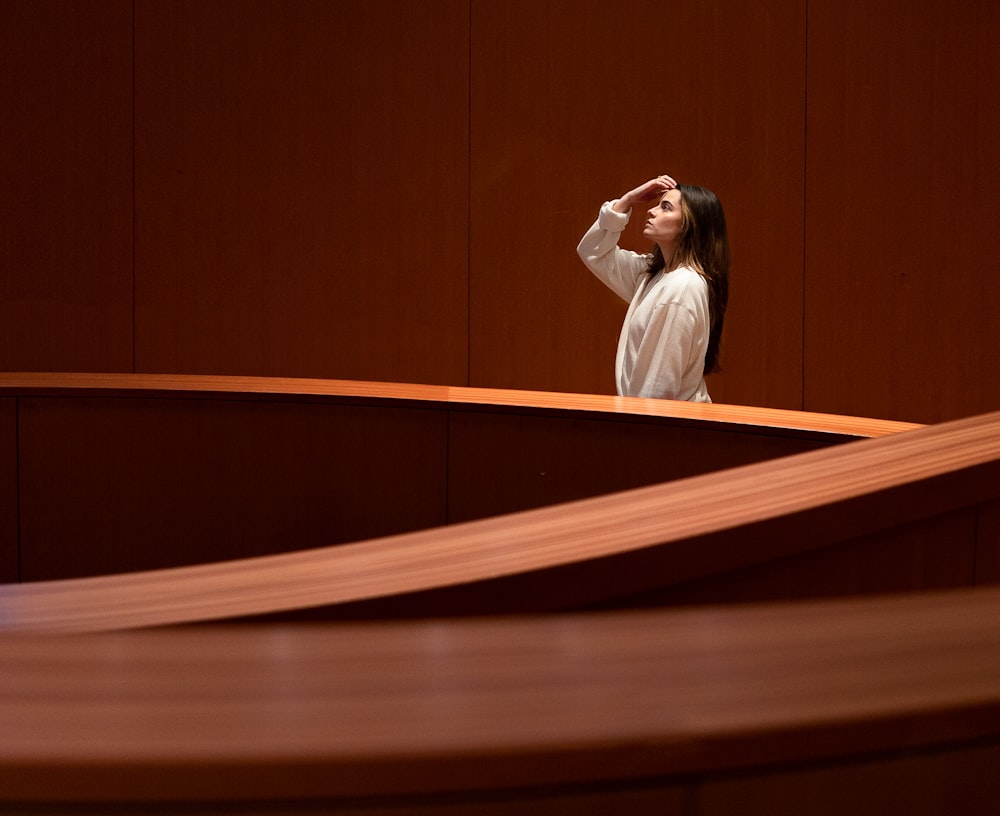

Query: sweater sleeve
576 201 651 302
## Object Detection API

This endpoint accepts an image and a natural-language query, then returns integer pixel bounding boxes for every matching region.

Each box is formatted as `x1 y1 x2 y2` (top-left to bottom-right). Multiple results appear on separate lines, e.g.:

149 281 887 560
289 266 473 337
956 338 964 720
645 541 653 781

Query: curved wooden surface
1 373 920 584
0 372 918 436
2 587 1000 811
3 394 997 633
2 376 997 810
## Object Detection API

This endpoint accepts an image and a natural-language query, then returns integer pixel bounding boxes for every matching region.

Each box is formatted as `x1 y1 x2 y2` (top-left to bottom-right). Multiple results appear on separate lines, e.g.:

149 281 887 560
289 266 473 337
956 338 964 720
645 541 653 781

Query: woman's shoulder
652 265 709 311
662 265 708 291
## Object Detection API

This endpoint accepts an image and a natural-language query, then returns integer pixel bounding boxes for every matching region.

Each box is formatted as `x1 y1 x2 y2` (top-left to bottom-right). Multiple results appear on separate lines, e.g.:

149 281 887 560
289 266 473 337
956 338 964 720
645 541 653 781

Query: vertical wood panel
0 400 17 583
470 0 806 409
0 0 133 372
134 0 469 384
18 398 448 580
805 0 1000 423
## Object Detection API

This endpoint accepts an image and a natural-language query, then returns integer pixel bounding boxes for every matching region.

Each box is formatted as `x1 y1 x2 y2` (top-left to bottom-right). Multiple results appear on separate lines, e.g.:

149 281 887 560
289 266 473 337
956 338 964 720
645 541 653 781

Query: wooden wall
804 0 1000 423
469 0 806 410
0 1 133 372
2 0 998 423
133 0 470 384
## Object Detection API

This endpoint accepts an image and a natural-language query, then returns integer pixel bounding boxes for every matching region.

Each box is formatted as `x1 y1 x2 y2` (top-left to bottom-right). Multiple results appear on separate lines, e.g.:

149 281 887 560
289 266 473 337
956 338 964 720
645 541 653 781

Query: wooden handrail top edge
0 372 922 438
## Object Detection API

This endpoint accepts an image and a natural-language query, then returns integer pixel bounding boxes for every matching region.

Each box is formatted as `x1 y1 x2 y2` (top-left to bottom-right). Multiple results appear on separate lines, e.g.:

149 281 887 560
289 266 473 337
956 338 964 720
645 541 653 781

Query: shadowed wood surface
0 374 920 582
979 498 1000 584
0 1 134 373
0 400 15 583
1 588 1000 811
4 385 997 633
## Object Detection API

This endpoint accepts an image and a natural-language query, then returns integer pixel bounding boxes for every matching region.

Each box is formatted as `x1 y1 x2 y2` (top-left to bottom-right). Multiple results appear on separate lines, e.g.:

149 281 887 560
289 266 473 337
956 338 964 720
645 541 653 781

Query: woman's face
643 189 685 250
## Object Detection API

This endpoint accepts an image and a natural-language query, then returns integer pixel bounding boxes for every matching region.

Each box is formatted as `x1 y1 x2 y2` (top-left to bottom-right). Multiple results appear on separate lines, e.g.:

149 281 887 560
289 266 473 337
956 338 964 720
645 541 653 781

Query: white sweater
577 201 711 402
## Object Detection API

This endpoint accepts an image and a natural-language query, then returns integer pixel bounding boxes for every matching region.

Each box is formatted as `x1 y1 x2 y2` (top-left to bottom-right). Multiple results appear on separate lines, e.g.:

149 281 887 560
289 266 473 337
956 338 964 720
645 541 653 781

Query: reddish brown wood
469 0 807 409
804 0 1000 423
0 0 133 372
655 507 978 607
698 743 1000 816
133 0 470 384
977 498 1000 585
3 374 914 583
2 588 1000 810
447 409 821 522
0 400 17 582
1 2 998 428
0 371 922 437
17 396 449 580
2 380 994 633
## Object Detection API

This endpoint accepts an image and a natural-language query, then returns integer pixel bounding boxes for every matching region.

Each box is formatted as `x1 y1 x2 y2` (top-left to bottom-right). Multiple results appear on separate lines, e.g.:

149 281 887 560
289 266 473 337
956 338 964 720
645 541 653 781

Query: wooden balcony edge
2 408 995 633
0 372 922 438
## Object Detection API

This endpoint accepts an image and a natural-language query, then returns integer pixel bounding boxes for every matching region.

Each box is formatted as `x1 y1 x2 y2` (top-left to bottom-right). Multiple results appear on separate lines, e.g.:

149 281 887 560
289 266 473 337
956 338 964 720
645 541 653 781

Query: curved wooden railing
0 372 919 584
0 371 925 434
2 390 997 633
2 376 999 811
3 587 1000 811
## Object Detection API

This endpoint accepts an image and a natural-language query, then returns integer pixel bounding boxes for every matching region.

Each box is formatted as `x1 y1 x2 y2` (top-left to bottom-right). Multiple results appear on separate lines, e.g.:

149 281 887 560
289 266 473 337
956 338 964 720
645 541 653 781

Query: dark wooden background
3 0 998 424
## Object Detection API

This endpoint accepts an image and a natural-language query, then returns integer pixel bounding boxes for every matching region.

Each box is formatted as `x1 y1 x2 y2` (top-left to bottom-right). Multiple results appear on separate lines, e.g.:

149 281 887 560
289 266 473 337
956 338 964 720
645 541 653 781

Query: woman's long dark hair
646 183 730 375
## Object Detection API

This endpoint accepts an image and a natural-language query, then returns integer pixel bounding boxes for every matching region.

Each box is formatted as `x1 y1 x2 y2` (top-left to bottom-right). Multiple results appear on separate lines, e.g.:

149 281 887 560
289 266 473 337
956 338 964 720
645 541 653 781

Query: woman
577 174 730 402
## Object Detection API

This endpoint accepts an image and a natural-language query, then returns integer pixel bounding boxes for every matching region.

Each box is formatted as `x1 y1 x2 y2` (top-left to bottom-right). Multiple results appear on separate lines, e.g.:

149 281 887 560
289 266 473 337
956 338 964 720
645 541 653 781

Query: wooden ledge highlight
0 372 920 437
2 587 1000 805
1 407 994 633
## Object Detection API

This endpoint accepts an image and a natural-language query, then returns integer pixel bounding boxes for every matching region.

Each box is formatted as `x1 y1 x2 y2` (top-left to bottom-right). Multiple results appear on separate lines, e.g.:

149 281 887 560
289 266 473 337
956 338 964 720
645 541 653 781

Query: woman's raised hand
614 174 677 213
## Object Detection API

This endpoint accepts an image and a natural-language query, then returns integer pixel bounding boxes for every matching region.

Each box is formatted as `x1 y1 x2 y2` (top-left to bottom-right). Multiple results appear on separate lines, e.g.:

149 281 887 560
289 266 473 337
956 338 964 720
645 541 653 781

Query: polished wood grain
0 0 133 373
0 373 920 437
7 381 997 633
470 0 806 410
133 0 469 383
2 587 1000 810
804 0 1000 423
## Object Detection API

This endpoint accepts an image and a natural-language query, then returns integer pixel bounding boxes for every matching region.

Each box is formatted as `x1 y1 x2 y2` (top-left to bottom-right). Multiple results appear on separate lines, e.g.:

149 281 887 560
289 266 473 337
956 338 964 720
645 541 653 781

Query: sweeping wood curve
0 371 918 435
2 375 998 633
2 587 1000 812
2 375 999 812
1 373 920 583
